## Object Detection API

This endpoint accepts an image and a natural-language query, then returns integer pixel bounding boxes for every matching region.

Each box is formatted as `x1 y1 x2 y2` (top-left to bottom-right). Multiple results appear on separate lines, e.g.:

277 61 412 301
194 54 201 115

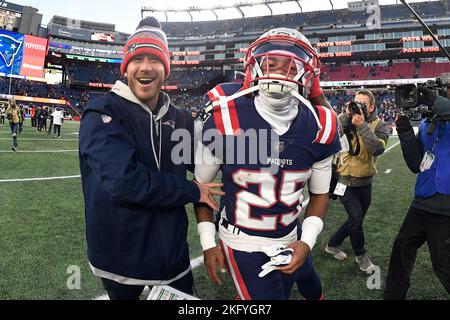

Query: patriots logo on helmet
0 34 22 67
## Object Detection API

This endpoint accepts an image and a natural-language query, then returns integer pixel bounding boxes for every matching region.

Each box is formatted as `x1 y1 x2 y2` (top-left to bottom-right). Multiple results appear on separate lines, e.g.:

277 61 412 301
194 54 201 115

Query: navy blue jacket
79 82 200 284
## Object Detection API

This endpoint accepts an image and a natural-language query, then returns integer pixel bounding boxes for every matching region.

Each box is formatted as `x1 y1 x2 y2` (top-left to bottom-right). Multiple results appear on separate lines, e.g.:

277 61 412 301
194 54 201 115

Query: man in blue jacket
384 86 450 299
79 17 223 300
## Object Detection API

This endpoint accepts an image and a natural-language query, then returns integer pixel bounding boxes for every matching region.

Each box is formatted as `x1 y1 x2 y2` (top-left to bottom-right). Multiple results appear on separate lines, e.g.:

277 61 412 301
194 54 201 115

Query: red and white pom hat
120 24 170 78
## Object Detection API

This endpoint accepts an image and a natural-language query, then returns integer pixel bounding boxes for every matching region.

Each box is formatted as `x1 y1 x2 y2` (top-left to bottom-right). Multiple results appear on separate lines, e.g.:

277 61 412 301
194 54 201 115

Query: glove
417 86 438 107
258 245 294 278
395 115 412 134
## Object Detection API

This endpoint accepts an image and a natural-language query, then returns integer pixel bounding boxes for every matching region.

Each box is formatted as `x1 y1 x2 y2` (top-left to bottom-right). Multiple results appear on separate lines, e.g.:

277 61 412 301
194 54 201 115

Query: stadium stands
418 61 450 77
321 60 450 81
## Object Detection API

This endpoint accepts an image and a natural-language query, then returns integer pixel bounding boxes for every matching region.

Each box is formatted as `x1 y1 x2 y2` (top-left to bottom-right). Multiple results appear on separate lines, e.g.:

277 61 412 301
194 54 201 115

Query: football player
194 28 341 300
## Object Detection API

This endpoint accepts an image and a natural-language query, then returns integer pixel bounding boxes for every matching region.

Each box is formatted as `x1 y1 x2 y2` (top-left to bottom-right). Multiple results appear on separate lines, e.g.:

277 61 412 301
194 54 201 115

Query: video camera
395 74 450 120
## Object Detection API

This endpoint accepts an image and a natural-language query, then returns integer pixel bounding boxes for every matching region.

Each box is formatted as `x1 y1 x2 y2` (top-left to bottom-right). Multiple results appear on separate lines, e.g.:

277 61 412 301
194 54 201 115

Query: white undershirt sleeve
308 155 334 194
194 141 221 183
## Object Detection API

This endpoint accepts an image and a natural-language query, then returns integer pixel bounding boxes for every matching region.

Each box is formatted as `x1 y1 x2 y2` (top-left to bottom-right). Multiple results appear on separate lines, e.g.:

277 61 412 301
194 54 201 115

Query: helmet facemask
245 35 320 99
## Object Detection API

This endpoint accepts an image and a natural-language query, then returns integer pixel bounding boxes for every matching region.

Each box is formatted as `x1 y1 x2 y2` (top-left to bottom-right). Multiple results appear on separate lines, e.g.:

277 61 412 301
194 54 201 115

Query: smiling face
126 54 165 110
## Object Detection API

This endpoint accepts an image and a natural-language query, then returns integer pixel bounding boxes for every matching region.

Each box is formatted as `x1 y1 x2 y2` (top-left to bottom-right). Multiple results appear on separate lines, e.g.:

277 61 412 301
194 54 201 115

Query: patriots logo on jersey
162 120 175 129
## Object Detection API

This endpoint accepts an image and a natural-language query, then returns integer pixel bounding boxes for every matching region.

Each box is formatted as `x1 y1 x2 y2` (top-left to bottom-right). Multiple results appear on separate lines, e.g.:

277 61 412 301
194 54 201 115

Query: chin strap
290 90 322 131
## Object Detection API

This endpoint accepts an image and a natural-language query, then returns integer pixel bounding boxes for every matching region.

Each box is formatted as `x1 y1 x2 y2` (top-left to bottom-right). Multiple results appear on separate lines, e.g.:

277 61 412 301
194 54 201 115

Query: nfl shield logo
274 141 285 152
101 114 112 124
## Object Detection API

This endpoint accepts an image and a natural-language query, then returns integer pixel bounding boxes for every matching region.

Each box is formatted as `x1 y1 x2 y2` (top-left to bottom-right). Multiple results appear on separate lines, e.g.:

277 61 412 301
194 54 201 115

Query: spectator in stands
79 16 223 300
5 98 20 152
326 89 389 271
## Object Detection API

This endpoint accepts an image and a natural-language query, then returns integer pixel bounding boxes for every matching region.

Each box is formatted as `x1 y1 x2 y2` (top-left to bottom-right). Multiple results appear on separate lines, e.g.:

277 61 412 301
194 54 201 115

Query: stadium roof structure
141 0 333 22
141 0 441 22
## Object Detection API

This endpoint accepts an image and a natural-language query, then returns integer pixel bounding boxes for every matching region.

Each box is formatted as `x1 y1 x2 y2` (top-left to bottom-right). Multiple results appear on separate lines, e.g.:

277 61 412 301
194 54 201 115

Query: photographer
326 89 389 271
384 86 450 299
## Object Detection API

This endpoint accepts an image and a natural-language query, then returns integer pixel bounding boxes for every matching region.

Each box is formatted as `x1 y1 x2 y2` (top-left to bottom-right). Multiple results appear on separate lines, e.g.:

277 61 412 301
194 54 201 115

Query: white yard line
0 138 78 141
0 175 81 183
384 169 392 174
0 149 77 153
383 141 400 154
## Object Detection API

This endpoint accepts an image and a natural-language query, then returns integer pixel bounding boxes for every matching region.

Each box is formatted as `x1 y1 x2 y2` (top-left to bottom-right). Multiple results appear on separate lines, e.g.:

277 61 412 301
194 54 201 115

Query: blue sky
13 0 440 34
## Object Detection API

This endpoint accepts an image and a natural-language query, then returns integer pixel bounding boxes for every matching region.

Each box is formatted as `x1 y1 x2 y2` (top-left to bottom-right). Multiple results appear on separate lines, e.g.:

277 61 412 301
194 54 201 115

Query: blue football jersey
201 83 341 239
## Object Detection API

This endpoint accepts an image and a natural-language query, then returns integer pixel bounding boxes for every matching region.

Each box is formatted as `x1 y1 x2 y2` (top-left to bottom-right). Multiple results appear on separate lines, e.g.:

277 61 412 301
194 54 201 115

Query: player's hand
279 241 310 274
203 246 227 286
194 182 225 211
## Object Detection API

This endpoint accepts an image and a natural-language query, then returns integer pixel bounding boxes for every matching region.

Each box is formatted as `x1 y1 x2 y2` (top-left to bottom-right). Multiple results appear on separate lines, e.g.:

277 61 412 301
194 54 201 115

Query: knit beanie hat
120 17 170 78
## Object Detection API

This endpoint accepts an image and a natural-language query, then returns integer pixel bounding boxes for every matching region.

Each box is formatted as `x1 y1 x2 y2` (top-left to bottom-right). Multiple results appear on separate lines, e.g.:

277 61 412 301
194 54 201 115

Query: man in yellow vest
326 89 389 271
5 97 20 152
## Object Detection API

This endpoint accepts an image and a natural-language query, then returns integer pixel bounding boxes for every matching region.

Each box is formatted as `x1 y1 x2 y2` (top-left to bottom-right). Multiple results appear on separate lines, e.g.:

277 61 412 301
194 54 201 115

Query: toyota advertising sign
20 35 48 78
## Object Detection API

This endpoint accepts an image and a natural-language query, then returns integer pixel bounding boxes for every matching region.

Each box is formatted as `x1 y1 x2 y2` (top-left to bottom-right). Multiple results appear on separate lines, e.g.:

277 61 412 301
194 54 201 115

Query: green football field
0 120 448 300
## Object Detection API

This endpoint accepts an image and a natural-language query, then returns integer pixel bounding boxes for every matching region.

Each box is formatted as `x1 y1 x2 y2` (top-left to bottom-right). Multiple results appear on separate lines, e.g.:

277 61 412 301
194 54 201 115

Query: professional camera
395 74 450 120
347 101 368 119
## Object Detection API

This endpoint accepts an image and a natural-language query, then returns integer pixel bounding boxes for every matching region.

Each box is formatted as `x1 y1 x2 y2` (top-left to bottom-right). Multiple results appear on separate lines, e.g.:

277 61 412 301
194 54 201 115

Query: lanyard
431 122 444 153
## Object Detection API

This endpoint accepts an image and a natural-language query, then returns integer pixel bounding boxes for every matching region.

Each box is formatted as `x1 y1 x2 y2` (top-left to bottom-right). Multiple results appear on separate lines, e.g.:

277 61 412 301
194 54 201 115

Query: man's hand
351 109 365 127
203 246 227 285
278 241 310 274
345 103 365 127
418 86 438 107
395 115 412 134
194 181 225 211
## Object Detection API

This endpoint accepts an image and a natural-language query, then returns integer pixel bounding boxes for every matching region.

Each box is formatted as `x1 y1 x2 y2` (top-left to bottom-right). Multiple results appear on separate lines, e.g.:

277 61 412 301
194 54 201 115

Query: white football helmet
243 28 320 97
